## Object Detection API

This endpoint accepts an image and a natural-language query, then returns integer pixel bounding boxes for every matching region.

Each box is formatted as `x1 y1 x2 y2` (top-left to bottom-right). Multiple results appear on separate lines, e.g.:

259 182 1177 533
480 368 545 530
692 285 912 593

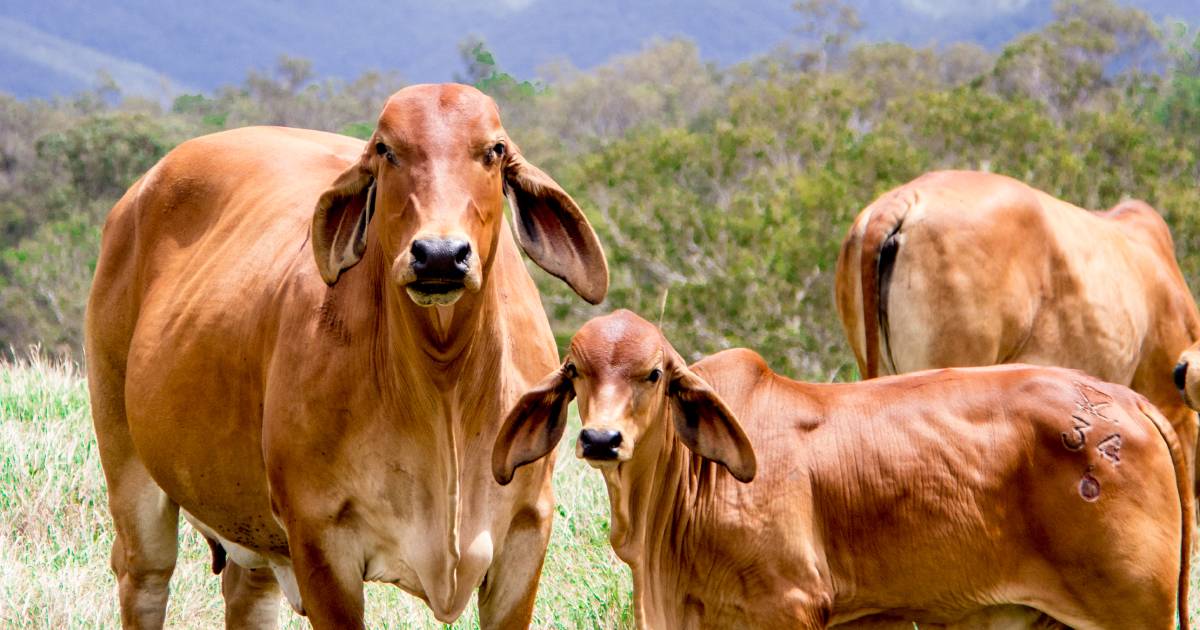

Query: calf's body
495 312 1191 629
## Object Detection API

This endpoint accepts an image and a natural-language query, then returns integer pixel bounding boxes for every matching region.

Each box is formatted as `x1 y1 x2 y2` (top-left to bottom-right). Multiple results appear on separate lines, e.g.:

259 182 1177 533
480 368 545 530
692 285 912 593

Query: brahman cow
835 170 1200 486
85 83 607 629
494 310 1191 629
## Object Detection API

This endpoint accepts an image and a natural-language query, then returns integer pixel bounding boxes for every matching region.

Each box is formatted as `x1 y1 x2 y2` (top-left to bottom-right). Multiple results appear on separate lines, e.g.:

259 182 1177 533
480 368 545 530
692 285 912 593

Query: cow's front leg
287 523 366 630
478 473 555 630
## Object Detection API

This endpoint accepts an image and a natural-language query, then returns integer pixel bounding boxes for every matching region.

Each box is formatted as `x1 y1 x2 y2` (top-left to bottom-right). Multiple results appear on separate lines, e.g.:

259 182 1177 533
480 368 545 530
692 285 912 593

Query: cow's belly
182 509 305 613
124 293 288 556
1020 269 1147 385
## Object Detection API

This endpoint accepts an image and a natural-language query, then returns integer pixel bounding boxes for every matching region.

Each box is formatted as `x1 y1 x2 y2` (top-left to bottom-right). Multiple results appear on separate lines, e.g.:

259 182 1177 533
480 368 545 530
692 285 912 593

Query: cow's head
493 310 756 485
1176 341 1200 412
312 83 607 307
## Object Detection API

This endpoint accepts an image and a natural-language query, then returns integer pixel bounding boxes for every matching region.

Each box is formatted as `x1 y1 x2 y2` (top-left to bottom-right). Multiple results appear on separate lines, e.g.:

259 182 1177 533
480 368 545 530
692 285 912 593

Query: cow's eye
647 368 662 384
564 363 577 379
376 142 399 165
485 142 506 166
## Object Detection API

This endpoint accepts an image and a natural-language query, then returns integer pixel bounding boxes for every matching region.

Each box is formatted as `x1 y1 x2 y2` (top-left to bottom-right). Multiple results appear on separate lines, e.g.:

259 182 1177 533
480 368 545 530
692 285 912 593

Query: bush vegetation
2 0 1199 380
4 0 1200 626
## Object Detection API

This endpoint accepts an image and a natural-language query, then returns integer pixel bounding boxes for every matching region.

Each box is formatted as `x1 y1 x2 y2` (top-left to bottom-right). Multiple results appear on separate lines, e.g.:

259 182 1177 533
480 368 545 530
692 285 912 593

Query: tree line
1 0 1198 382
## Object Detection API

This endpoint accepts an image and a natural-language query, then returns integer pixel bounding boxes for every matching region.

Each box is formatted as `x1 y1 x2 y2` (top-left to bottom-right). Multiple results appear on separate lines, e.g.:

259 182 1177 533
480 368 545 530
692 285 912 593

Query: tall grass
0 357 632 628
2 357 1197 628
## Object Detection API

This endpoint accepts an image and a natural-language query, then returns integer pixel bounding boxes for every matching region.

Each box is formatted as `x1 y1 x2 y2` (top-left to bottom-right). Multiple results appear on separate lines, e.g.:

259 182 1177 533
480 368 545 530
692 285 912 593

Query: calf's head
312 83 607 307
493 310 756 485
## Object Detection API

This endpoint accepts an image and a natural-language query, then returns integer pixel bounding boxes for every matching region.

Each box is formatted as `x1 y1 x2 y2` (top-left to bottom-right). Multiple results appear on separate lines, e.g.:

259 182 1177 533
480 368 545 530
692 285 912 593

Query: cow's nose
579 428 622 459
410 238 470 281
1175 361 1188 391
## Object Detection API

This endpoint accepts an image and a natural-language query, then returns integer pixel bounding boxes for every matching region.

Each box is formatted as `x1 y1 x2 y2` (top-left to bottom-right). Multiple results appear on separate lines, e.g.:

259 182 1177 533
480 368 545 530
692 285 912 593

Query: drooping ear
666 353 757 483
492 364 576 485
505 151 609 304
312 151 375 285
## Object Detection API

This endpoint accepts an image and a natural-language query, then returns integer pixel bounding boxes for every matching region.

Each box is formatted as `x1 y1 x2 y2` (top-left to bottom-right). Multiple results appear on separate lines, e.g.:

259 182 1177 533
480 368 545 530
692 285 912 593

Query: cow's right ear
492 364 575 485
312 146 375 285
666 352 756 483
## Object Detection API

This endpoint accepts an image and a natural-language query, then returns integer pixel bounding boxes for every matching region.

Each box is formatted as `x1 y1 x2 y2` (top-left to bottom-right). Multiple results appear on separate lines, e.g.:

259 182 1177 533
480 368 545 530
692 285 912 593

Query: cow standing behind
86 84 607 629
835 170 1200 488
494 310 1191 629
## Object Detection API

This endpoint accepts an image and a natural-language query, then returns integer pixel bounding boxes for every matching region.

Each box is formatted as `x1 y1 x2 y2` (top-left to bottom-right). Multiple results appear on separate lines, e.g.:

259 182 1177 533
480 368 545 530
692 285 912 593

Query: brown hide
496 311 1191 629
85 84 607 629
835 170 1200 489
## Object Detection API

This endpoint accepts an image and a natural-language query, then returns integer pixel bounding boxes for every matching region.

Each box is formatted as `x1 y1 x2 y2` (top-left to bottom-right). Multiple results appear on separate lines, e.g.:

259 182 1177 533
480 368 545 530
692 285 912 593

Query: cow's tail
855 191 913 379
1140 398 1193 630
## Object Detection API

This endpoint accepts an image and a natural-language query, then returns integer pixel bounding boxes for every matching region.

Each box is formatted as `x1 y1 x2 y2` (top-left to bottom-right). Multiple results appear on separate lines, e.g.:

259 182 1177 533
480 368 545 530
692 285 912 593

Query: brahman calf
494 310 1191 629
87 84 607 629
835 170 1200 487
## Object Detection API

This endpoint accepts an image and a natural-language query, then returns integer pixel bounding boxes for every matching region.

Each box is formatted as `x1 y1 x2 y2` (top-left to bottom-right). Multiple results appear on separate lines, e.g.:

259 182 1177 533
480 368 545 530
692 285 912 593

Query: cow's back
86 126 365 550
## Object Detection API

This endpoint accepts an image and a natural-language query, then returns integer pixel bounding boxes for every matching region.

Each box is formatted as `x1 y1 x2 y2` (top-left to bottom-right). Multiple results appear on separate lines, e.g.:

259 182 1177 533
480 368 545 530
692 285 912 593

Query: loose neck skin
601 403 717 629
330 226 514 609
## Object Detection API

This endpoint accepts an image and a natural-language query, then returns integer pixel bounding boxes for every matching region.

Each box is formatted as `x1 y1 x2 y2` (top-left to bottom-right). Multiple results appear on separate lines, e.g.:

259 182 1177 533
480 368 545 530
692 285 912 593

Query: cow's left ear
492 363 575 485
312 145 376 285
505 150 609 304
666 353 756 483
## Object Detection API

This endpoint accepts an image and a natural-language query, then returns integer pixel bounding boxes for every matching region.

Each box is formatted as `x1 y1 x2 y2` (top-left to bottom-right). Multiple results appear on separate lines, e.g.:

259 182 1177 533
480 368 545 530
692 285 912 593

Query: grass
0 357 632 628
1 357 1198 628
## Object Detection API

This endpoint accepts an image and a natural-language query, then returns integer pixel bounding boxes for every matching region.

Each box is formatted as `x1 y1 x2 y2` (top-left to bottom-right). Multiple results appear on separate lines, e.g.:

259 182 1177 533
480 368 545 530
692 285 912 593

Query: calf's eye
647 368 662 384
375 142 399 165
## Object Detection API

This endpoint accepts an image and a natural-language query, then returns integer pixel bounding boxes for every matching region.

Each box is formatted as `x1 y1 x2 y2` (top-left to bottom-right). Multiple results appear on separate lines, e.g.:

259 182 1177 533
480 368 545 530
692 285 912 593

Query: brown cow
85 84 607 629
835 170 1200 485
494 310 1191 629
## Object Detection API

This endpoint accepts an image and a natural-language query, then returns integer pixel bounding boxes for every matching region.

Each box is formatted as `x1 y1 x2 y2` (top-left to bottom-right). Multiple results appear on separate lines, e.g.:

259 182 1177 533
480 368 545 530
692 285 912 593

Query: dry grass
1 357 1197 628
0 357 632 628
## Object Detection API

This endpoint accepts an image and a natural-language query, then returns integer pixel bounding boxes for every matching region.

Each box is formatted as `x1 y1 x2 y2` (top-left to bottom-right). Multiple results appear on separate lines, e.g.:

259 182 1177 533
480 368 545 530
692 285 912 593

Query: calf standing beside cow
87 84 1198 628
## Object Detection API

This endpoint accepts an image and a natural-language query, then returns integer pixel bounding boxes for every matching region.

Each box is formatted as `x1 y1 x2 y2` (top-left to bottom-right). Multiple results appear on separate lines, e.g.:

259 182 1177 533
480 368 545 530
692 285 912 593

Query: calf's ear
312 143 376 285
493 364 575 485
667 353 757 483
505 149 609 304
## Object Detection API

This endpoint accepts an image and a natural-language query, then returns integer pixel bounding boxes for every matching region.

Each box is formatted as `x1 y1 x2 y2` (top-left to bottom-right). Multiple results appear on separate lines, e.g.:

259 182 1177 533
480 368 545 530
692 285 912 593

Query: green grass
0 357 632 628
2 357 1198 628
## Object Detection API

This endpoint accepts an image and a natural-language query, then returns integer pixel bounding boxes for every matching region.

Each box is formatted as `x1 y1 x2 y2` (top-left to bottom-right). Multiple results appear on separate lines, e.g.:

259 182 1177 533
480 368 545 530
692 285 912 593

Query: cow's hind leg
90 356 180 629
222 561 281 629
104 461 180 628
477 494 554 629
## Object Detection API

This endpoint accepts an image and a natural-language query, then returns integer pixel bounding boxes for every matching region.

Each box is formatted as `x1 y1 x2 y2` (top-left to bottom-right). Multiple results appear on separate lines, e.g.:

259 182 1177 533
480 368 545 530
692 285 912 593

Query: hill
1 0 1197 100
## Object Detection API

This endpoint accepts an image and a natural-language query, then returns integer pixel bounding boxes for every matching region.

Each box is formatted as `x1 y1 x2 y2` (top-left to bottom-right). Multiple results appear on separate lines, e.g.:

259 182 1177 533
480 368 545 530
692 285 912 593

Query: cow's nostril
411 240 429 264
453 241 470 265
1175 362 1188 391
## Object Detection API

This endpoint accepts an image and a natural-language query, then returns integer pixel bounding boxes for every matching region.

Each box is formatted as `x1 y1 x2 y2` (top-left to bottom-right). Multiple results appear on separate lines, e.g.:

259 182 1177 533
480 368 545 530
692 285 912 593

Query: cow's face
492 310 755 485
1176 341 1200 411
311 83 609 307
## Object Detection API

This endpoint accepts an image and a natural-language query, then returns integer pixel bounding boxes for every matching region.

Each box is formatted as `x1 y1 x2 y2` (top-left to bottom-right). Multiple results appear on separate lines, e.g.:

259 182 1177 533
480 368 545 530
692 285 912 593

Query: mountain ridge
1 0 1195 100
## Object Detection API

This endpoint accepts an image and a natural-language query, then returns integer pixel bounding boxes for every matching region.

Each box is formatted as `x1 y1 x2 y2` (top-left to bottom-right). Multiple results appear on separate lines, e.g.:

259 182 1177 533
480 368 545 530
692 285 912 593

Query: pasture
3 356 1198 628
0 357 632 628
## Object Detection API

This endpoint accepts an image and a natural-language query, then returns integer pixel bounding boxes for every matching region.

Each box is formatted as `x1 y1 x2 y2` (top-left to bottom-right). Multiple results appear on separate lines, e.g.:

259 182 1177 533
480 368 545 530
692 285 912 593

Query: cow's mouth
406 281 466 307
580 444 621 461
